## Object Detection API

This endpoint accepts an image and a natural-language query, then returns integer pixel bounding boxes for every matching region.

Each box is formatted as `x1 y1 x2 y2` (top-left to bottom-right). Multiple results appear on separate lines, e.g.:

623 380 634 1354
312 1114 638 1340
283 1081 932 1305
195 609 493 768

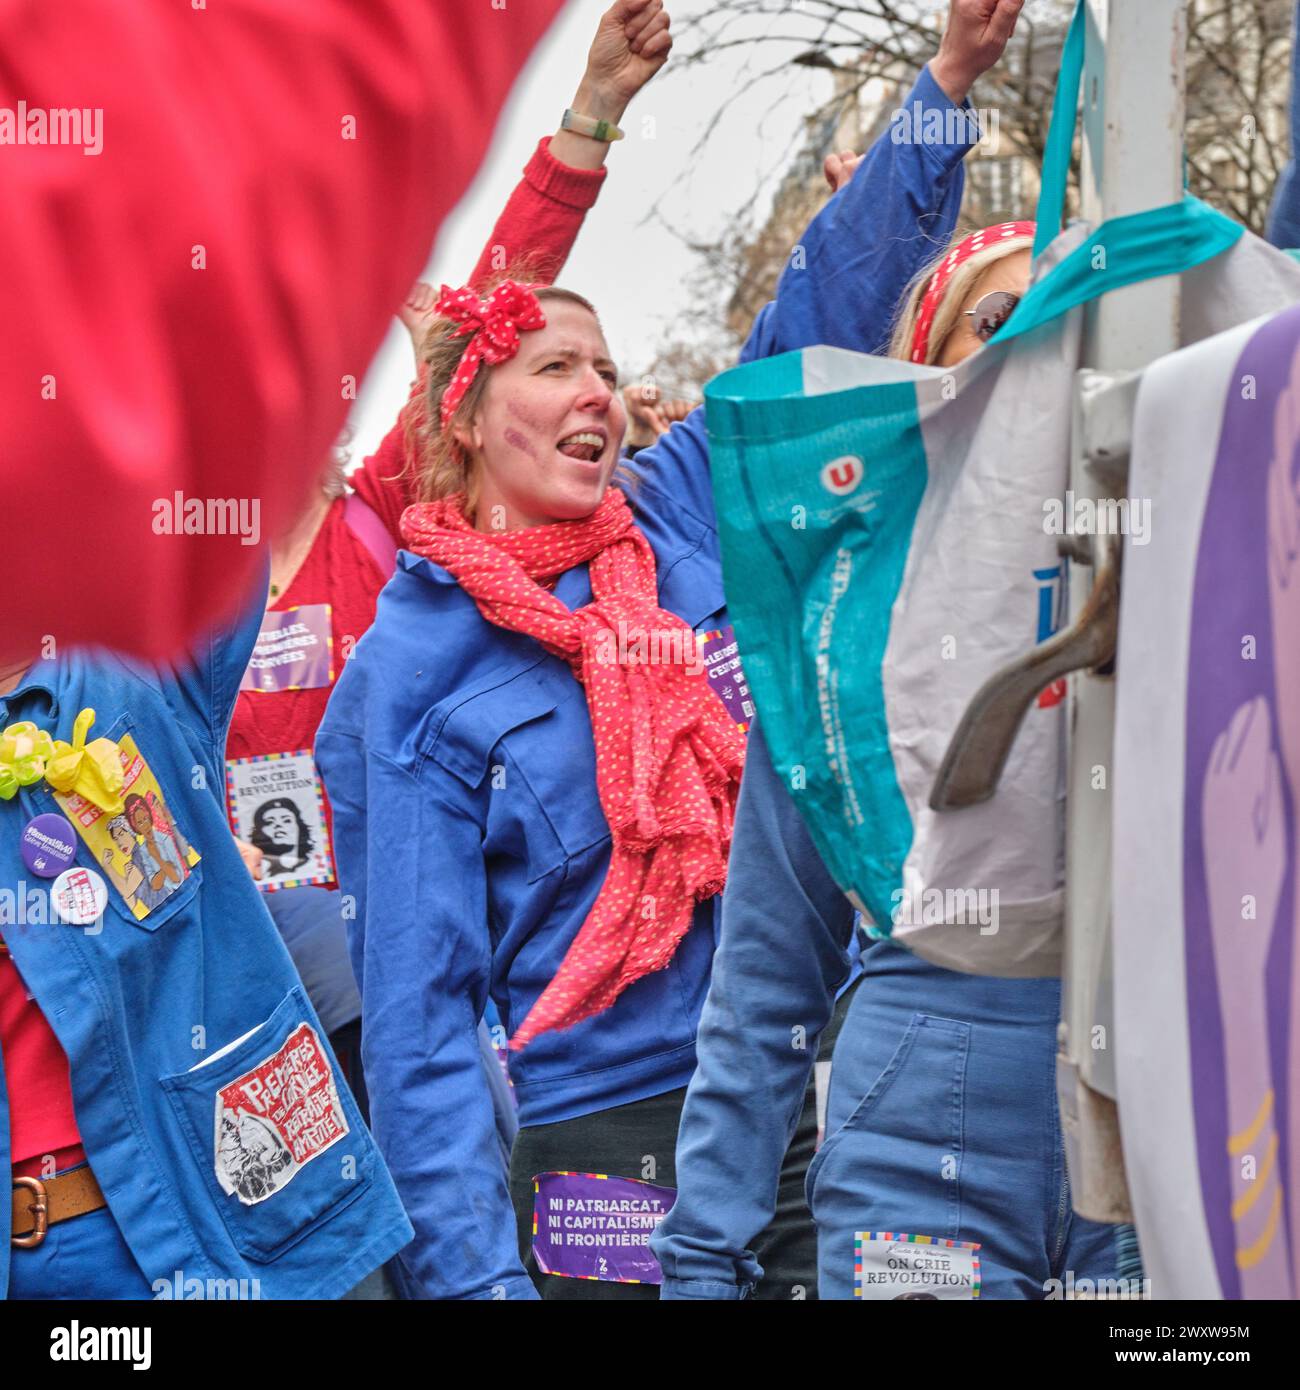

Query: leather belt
11 1167 107 1248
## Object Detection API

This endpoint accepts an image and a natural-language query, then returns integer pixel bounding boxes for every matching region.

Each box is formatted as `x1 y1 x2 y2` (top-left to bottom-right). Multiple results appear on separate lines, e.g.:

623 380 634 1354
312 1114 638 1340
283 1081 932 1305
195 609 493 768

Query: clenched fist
930 0 1026 106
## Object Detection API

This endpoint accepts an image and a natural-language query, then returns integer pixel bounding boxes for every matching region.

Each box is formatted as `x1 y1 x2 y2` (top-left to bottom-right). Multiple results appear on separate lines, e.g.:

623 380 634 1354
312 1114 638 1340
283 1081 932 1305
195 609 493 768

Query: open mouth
557 431 606 463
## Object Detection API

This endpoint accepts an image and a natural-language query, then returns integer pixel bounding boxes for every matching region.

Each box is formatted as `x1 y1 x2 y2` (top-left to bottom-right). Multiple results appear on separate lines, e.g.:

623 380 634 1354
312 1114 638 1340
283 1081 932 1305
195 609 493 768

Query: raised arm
744 0 1025 361
624 0 1026 529
351 0 675 541
651 720 857 1299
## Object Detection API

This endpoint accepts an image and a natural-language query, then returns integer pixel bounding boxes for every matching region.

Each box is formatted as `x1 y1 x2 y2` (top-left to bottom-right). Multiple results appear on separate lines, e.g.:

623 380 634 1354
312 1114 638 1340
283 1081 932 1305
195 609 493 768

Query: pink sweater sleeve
352 137 609 541
0 0 563 663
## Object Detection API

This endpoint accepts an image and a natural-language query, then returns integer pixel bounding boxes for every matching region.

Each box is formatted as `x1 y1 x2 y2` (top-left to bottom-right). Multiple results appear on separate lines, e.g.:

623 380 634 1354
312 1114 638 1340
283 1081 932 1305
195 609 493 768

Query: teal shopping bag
706 0 1295 975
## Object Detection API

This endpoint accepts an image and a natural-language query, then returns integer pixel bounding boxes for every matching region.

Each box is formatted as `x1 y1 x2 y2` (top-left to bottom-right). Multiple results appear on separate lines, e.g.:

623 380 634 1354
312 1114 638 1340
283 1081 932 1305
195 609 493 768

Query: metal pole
1057 0 1187 1223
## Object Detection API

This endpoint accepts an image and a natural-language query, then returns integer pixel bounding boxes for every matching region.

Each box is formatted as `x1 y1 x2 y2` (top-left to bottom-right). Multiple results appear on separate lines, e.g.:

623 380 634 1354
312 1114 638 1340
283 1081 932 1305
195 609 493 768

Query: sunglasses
964 290 1021 342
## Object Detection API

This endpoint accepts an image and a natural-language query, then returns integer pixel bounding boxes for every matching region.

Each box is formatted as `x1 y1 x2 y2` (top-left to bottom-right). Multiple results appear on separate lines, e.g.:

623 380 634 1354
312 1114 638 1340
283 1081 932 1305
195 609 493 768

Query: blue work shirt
0 596 412 1299
316 63 977 1302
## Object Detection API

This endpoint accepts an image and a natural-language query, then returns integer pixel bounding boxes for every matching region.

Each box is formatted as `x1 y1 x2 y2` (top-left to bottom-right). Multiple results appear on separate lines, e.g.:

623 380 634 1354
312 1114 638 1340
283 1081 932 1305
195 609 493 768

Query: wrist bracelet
561 108 625 143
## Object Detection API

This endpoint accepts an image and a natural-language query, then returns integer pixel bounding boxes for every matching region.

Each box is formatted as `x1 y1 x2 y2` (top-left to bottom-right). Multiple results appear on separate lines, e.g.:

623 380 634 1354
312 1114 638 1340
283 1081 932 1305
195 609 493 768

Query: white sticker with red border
212 1022 349 1206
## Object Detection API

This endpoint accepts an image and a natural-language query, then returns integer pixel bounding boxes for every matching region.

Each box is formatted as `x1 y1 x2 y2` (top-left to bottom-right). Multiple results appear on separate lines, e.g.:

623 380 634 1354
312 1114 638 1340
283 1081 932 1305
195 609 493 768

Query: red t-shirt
0 949 81 1169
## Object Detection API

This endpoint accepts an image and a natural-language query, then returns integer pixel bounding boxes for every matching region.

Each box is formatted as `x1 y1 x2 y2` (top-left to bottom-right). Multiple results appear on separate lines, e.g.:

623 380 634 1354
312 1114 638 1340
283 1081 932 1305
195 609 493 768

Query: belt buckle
11 1175 48 1248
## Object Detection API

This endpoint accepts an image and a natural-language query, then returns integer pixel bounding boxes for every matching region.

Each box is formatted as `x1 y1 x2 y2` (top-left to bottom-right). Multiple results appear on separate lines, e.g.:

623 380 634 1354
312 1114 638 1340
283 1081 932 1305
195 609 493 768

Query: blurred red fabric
0 0 566 662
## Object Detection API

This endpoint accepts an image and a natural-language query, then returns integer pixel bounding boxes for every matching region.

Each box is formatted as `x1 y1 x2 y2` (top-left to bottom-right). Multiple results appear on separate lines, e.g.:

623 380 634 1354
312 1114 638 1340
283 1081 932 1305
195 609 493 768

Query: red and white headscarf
910 221 1036 365
436 280 547 426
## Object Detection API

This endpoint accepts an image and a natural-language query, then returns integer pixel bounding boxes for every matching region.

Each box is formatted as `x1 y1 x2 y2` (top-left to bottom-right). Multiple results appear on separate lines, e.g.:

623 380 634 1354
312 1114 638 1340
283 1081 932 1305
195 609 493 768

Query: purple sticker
698 623 754 731
240 603 334 693
531 1171 675 1284
20 814 77 878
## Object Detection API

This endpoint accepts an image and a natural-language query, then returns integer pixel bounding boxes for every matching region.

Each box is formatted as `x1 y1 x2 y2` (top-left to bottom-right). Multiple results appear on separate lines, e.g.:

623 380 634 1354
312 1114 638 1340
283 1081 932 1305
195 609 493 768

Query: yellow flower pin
0 721 56 801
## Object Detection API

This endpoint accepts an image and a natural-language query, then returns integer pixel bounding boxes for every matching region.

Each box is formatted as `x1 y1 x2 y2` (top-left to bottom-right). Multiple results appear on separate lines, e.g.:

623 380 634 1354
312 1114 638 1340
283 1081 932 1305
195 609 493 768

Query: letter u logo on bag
820 455 863 496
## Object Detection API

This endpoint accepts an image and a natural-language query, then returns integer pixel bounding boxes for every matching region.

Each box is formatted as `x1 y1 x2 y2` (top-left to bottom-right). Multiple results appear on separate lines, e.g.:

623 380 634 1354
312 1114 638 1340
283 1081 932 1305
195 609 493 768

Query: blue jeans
807 950 1118 1299
9 1179 154 1300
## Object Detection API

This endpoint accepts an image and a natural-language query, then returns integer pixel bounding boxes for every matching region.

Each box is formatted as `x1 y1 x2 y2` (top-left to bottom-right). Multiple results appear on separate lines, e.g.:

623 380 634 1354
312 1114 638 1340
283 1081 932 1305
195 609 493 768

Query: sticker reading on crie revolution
854 1232 981 1299
224 750 333 891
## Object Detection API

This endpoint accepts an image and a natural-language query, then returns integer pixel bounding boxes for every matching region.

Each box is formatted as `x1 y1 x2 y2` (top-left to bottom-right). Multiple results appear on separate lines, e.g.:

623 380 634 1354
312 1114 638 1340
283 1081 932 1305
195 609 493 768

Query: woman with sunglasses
653 220 1123 1301
893 221 1033 364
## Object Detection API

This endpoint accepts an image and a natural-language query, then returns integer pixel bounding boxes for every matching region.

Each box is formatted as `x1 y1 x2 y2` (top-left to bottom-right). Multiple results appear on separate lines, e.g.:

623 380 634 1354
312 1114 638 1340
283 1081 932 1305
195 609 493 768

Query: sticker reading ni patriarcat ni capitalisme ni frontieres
532 1171 677 1284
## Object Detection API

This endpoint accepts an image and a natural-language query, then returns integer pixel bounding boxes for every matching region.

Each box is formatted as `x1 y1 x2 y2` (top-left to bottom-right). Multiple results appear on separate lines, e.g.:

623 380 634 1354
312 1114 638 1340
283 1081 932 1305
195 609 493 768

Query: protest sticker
212 1022 349 1205
531 1171 676 1284
225 750 333 891
854 1232 981 1299
239 603 334 693
55 734 199 921
697 624 754 732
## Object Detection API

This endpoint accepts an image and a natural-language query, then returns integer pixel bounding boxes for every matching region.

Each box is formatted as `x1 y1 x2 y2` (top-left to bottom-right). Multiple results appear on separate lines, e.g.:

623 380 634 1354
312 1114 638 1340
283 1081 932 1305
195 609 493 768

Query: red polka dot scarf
401 488 747 1048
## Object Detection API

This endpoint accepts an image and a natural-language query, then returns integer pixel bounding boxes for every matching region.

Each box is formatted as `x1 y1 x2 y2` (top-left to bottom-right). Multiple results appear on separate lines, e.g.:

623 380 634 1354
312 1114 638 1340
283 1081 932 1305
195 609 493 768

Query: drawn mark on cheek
506 398 550 433
504 428 539 462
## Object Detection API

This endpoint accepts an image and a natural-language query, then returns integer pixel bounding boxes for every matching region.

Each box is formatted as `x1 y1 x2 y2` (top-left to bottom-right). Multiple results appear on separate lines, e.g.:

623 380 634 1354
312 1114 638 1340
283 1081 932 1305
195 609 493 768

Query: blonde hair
887 232 1035 365
403 277 601 515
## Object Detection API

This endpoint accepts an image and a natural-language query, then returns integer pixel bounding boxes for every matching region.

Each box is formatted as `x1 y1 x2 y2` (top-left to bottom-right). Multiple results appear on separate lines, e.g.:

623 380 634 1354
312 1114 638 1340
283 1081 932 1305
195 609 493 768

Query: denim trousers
808 951 1118 1299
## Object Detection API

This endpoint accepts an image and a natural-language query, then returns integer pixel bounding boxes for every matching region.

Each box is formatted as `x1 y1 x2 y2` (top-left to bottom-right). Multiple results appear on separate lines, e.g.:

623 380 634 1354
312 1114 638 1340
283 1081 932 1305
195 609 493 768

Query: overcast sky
344 0 849 462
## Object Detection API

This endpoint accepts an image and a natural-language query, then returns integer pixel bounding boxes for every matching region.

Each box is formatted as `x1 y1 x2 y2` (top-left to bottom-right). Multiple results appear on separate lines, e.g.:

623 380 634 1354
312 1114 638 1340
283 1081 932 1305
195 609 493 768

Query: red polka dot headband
436 280 547 427
909 221 1036 365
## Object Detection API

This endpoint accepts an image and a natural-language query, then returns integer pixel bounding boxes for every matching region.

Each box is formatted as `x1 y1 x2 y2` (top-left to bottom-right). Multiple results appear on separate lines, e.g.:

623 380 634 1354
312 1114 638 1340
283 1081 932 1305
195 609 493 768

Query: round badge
20 814 78 879
50 867 109 927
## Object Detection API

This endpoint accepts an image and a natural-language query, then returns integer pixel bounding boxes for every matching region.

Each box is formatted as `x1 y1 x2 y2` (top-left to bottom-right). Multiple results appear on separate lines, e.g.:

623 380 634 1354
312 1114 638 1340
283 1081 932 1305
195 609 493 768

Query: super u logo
820 455 864 496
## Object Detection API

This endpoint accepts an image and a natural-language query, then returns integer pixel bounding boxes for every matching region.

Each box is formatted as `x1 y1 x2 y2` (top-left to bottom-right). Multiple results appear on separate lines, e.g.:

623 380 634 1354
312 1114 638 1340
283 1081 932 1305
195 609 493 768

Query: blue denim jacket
0 594 412 1299
316 64 977 1301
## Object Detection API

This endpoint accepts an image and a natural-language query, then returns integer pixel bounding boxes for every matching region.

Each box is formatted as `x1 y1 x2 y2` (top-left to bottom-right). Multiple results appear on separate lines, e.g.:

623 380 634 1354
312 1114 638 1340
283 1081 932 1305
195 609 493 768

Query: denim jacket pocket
805 1012 970 1237
160 986 375 1263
